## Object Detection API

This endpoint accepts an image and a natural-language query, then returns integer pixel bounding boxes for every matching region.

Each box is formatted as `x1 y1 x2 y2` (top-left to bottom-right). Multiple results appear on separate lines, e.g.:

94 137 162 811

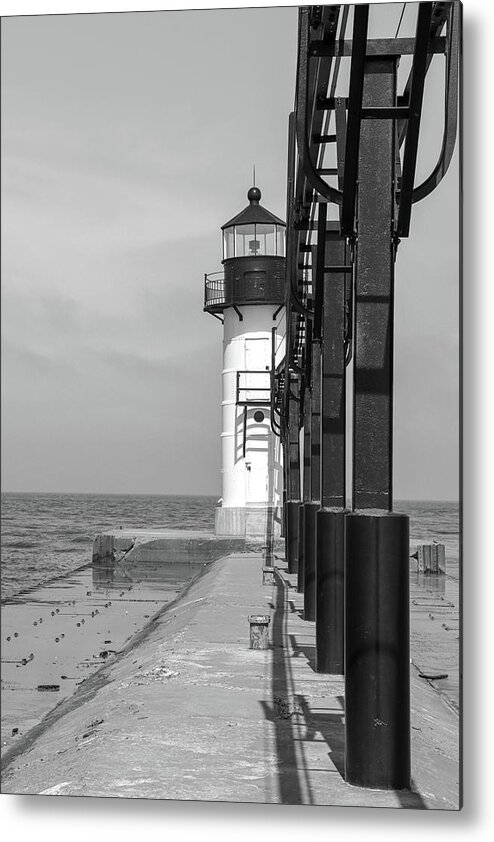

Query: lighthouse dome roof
221 186 285 230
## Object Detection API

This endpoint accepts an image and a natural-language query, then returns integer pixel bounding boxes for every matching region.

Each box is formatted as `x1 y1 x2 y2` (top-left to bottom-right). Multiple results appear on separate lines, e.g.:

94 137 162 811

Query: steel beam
310 341 321 503
285 384 301 574
316 228 347 674
309 35 446 58
298 380 311 594
313 202 327 340
352 56 396 510
321 233 347 510
303 380 311 504
287 384 301 500
303 340 321 622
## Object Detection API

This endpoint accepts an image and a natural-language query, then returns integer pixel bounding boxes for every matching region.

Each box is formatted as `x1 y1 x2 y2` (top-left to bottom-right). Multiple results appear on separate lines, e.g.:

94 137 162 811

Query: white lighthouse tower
204 186 286 538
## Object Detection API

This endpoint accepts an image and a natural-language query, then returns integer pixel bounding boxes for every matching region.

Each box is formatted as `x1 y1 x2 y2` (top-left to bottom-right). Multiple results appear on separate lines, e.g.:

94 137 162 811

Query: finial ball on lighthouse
247 186 261 204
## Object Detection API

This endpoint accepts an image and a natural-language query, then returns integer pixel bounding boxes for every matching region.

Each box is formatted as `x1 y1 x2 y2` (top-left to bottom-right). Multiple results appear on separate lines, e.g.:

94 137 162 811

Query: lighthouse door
244 338 270 506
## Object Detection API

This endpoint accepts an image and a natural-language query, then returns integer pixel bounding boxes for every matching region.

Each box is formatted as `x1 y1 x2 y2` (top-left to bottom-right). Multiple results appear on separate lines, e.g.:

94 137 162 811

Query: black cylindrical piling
303 501 319 621
286 500 300 574
316 508 345 674
297 504 305 593
345 511 410 790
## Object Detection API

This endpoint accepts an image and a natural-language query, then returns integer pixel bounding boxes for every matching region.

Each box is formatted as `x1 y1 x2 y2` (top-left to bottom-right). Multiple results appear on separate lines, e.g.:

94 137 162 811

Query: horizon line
1 489 460 504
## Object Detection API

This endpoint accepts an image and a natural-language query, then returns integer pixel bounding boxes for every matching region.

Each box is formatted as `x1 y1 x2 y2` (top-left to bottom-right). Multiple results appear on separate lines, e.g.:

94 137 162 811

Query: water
1 493 218 600
397 499 460 581
1 494 459 601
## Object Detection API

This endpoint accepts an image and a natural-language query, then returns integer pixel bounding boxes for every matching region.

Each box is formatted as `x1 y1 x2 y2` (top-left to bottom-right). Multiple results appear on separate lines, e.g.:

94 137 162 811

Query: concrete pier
2 547 460 807
92 529 246 565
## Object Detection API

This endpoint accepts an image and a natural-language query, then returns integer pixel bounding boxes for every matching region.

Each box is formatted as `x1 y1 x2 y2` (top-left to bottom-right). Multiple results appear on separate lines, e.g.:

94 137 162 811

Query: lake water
1 493 460 600
1 493 218 600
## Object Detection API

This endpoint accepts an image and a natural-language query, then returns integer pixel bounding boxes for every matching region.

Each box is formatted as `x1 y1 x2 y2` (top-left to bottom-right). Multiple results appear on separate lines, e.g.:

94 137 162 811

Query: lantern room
221 187 286 259
204 186 286 315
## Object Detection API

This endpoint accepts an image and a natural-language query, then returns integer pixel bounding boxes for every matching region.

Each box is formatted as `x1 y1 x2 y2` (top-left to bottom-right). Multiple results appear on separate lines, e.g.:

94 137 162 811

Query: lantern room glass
236 224 256 257
223 223 285 259
223 228 235 260
276 226 286 256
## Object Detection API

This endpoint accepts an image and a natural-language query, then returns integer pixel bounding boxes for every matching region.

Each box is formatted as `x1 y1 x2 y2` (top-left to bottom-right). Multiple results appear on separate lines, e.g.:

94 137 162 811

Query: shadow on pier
260 561 428 808
259 568 345 804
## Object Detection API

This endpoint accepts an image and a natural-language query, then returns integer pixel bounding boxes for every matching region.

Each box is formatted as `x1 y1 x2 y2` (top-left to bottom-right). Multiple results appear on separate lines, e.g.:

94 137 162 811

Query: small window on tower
253 410 265 423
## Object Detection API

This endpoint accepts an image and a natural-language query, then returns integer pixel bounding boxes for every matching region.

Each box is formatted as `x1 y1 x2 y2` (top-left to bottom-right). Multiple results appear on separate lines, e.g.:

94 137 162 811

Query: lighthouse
204 186 286 538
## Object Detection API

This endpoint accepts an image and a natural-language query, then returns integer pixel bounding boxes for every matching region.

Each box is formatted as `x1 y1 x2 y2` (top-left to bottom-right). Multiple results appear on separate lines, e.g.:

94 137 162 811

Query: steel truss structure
271 2 460 790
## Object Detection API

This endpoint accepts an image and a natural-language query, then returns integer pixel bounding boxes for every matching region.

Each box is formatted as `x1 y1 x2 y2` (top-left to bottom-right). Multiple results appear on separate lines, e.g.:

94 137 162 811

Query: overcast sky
1 2 459 499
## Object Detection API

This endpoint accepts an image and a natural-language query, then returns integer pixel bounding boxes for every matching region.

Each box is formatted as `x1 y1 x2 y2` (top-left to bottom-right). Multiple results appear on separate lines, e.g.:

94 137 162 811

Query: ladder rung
361 107 410 119
317 167 338 176
298 264 353 273
318 95 409 111
325 265 352 273
294 220 341 232
312 133 337 144
316 97 347 110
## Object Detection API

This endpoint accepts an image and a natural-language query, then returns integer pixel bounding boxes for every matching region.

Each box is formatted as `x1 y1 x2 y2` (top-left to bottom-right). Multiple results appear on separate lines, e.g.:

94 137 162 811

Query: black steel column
286 384 301 574
285 499 299 574
345 512 410 789
316 231 347 674
297 503 305 593
298 379 311 593
281 490 286 538
304 341 321 622
345 55 410 790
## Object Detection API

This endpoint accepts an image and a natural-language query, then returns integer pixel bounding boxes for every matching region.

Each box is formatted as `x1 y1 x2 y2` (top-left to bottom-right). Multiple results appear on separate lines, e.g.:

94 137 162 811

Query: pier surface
1 548 459 808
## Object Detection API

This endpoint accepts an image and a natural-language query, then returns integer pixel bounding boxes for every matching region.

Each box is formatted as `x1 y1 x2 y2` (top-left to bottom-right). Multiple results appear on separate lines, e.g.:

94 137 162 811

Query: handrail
270 327 282 437
203 272 225 309
340 4 369 234
396 2 434 237
236 370 271 407
411 1 459 204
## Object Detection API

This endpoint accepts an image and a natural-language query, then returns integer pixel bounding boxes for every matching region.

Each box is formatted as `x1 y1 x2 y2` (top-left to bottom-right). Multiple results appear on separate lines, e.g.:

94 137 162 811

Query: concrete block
262 566 275 585
92 530 246 568
248 614 270 650
92 534 114 565
416 544 446 574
